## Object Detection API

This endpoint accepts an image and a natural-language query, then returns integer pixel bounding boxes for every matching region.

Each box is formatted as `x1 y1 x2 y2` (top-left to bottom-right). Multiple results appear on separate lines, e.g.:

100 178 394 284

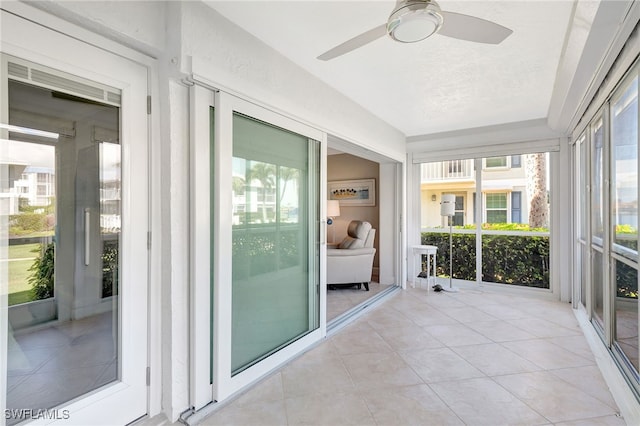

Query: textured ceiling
206 1 575 137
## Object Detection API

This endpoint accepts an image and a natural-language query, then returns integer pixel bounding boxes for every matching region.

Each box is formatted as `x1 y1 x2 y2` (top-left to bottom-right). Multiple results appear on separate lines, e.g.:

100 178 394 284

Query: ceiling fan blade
317 24 387 61
439 11 513 44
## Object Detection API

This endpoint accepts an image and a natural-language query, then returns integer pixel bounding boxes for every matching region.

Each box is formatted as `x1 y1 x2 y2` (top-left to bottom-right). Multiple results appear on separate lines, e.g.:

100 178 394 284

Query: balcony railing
421 159 474 182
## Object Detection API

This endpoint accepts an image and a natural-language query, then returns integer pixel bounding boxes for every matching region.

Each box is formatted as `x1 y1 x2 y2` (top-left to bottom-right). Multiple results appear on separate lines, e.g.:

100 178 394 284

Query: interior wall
327 153 380 269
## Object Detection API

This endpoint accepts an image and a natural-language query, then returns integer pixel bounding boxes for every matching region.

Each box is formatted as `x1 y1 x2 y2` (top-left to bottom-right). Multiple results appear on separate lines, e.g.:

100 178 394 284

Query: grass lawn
8 243 40 306
9 243 40 259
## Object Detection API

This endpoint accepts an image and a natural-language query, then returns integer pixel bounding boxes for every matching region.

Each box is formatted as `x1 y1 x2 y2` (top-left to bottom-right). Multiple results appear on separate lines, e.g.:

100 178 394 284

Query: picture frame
328 179 376 206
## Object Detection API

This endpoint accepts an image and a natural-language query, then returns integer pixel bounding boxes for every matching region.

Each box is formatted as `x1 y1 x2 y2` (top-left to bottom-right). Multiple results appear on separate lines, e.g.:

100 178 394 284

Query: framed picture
328 179 376 206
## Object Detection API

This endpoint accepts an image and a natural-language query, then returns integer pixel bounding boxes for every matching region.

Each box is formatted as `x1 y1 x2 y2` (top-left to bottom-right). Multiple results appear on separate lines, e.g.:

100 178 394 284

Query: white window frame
483 192 510 223
484 156 509 169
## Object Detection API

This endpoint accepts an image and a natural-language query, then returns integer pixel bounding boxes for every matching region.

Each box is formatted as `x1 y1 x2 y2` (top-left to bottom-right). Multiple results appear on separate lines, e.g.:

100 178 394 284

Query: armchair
327 220 376 291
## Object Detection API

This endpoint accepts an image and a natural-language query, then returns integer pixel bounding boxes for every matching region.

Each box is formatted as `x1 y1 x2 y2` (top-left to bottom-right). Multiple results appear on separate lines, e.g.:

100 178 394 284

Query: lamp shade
327 200 341 217
440 194 455 217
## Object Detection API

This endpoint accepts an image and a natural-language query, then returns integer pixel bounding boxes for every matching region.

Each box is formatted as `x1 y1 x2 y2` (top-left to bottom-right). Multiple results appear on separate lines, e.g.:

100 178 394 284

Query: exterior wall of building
420 159 531 228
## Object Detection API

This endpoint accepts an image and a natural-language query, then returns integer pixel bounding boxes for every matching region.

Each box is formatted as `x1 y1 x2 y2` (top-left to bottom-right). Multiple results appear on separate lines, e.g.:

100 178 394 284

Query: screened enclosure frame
571 60 640 398
412 148 561 296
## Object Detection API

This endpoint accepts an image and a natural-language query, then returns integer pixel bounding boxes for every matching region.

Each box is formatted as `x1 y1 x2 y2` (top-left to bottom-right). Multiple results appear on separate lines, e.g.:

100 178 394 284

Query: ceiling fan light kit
317 0 512 61
387 0 444 43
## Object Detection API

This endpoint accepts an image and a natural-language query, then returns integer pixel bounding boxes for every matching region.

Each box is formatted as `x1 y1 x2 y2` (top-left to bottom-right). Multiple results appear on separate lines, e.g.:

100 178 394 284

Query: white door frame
0 10 150 425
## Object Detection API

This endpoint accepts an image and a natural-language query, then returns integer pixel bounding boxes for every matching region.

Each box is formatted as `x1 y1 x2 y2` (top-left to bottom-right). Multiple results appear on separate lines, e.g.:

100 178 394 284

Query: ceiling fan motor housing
387 0 444 43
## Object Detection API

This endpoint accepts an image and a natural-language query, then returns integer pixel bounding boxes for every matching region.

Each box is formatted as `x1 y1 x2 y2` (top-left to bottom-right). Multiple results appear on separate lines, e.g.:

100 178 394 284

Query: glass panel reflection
611 76 638 255
614 260 638 372
4 79 120 420
231 112 319 374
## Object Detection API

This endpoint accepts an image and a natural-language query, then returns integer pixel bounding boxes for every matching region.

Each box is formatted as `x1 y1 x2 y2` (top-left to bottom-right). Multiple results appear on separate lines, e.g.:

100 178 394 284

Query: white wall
28 0 166 56
178 1 406 162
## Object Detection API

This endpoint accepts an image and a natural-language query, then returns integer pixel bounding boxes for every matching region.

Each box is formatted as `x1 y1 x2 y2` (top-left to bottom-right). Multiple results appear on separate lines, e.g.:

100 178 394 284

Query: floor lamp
440 194 458 292
327 200 341 244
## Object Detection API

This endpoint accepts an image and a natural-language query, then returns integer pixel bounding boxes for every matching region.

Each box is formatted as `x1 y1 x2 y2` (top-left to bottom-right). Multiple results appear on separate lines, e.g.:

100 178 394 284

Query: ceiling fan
317 0 513 61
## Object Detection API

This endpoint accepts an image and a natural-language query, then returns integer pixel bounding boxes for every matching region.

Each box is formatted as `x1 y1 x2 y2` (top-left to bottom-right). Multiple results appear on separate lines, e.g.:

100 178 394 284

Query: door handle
85 208 90 266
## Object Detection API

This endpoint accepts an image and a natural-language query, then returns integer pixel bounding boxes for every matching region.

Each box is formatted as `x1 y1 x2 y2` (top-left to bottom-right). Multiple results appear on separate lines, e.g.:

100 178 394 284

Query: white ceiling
206 1 575 137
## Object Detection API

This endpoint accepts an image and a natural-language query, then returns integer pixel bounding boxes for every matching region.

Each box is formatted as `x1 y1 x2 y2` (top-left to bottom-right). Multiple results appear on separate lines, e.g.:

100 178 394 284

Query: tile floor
326 281 391 322
6 311 117 424
198 286 629 426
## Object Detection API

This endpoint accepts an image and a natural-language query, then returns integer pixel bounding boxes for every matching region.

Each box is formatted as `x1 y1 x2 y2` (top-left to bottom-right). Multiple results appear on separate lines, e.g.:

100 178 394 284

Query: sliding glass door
190 87 324 404
231 112 320 374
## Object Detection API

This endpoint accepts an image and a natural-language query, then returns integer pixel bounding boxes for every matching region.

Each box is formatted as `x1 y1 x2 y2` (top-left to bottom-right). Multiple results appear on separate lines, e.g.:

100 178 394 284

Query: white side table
411 245 437 289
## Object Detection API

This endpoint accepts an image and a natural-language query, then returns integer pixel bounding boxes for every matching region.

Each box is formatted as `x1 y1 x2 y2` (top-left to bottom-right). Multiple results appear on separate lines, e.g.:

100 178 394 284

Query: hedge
421 232 550 289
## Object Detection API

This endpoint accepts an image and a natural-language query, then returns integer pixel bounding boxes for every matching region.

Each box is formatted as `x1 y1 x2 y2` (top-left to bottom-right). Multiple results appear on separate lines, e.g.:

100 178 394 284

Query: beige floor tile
330 328 392 356
361 306 412 330
401 305 460 326
199 399 288 426
510 317 582 338
553 414 627 425
424 293 468 309
342 351 423 390
284 392 376 426
234 372 284 406
467 319 538 342
423 323 492 347
494 371 618 423
375 323 444 351
550 366 619 409
547 335 597 361
430 377 549 425
475 302 533 320
442 305 499 323
452 343 542 376
281 353 354 398
399 347 485 383
501 339 595 370
362 384 464 425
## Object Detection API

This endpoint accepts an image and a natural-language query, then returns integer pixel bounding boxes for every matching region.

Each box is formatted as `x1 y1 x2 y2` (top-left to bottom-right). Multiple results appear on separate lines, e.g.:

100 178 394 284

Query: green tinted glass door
231 112 319 374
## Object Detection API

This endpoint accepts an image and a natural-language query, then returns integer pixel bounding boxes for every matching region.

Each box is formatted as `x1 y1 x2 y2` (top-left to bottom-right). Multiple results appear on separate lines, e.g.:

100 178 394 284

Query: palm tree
232 176 245 195
278 167 299 205
250 162 275 223
525 153 548 228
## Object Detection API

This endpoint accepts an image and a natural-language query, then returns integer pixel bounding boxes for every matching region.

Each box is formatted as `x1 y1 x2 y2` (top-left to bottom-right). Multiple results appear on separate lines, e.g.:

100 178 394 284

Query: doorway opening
326 140 402 324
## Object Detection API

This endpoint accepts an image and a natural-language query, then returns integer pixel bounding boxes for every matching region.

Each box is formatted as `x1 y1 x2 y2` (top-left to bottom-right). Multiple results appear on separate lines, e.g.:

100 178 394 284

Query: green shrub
27 240 121 301
420 233 477 280
616 261 638 299
421 232 550 288
28 243 55 300
102 241 119 298
9 213 46 235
